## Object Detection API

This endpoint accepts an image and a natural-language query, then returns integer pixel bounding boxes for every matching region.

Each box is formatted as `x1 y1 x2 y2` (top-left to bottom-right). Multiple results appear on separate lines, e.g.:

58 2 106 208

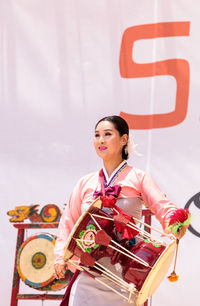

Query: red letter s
119 22 190 129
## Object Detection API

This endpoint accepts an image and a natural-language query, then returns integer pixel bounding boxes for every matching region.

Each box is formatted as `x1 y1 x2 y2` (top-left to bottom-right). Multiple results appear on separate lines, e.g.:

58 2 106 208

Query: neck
103 158 124 178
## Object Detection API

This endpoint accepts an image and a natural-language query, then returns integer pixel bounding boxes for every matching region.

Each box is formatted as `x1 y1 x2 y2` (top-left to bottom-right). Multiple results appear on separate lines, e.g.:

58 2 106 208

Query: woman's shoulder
117 164 146 192
126 164 154 186
127 164 146 177
124 165 149 186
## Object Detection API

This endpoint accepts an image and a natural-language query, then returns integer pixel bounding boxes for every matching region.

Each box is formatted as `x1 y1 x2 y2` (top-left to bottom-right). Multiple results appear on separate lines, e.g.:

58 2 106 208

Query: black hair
95 115 129 160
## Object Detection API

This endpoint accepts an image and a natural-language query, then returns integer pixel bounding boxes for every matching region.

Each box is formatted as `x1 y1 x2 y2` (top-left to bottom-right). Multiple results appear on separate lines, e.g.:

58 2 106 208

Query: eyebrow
95 129 113 132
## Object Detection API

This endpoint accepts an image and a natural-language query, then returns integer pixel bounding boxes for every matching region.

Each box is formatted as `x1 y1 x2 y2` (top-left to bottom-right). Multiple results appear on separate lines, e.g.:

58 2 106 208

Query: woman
54 115 190 306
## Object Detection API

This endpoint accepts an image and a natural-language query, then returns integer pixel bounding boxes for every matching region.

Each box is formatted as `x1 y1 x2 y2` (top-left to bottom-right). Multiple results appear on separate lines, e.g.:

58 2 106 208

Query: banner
0 1 199 305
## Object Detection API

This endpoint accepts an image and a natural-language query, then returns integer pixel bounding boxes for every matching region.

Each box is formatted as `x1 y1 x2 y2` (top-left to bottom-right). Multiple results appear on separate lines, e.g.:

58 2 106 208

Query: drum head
17 233 71 290
136 240 176 306
64 198 102 262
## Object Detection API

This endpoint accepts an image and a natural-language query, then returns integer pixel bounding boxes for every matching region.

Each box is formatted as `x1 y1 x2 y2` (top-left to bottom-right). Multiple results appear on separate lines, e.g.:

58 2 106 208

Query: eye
94 133 100 138
105 132 112 136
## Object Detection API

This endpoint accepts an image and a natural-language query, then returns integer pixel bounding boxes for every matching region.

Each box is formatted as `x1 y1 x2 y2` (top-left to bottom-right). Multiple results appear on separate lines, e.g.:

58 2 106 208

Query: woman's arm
139 172 190 236
54 179 83 266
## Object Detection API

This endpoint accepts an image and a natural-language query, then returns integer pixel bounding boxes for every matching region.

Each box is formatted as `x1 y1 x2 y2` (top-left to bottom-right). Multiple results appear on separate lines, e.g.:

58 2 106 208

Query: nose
99 136 104 143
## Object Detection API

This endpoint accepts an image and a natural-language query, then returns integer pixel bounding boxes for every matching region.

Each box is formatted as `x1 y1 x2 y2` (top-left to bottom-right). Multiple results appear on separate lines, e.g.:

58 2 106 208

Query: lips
98 146 107 151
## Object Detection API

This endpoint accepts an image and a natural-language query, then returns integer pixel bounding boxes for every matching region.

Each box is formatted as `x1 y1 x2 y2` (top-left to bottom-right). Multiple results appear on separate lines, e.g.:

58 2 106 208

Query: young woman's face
93 120 127 162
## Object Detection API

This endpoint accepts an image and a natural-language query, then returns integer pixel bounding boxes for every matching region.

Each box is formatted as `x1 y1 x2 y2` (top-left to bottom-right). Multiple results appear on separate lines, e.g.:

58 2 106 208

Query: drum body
116 239 176 305
119 241 166 290
17 233 73 291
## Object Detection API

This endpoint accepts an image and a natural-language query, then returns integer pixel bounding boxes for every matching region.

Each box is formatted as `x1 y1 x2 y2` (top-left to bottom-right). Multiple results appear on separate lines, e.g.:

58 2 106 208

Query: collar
102 160 127 187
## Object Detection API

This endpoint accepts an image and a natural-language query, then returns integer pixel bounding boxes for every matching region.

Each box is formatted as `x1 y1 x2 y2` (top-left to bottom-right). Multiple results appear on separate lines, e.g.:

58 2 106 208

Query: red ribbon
100 195 117 207
94 169 138 239
113 207 139 239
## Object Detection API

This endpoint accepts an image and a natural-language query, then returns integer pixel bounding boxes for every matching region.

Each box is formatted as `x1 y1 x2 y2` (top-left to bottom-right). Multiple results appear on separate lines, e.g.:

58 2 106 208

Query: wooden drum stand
10 222 63 306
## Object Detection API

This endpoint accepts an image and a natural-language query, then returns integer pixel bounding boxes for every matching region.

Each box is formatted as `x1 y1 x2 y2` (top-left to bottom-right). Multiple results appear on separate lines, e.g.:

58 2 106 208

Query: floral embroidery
77 224 100 253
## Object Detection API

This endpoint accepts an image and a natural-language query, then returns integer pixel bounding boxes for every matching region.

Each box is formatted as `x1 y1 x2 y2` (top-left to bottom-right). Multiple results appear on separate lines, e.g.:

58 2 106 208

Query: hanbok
54 161 181 306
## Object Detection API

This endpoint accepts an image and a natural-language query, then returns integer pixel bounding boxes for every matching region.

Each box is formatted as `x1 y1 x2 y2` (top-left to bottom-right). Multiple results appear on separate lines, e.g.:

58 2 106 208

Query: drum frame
10 222 64 306
64 198 176 305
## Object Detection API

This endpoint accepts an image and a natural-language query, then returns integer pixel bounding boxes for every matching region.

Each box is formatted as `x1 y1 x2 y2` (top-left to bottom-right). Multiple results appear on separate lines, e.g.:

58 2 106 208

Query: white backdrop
0 1 199 305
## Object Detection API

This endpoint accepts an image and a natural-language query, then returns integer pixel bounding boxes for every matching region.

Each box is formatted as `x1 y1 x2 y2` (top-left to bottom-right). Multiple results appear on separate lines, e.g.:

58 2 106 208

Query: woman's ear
121 134 128 146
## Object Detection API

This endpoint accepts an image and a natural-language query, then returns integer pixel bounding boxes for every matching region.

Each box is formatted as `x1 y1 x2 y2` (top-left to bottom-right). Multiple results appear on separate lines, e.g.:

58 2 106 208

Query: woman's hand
173 226 187 240
54 262 67 279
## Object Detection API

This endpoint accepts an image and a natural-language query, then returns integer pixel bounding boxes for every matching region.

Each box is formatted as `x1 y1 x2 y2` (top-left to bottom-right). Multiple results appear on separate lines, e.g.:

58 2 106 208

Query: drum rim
17 233 56 288
136 239 176 305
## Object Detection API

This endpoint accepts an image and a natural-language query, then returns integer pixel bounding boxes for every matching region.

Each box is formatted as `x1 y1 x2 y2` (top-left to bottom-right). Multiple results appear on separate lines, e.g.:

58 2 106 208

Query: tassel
168 239 179 282
168 272 179 282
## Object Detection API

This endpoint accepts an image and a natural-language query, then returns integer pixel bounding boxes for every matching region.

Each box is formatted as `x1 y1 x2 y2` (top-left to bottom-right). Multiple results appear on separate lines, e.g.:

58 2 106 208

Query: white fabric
69 272 138 306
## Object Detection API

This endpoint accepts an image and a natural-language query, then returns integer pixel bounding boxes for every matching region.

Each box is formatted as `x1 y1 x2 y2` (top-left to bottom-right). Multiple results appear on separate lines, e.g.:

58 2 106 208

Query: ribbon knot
93 185 121 199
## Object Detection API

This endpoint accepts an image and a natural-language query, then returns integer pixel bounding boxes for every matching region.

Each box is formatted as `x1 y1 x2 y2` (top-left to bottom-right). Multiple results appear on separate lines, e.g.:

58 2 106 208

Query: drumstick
94 262 133 289
74 234 149 267
112 208 173 238
131 216 172 238
89 213 163 264
89 213 103 230
124 222 165 245
68 260 84 271
91 212 151 240
69 260 131 302
93 277 130 301
108 242 150 267
94 265 130 290
97 270 136 304
69 259 127 289
90 212 165 245
128 285 136 304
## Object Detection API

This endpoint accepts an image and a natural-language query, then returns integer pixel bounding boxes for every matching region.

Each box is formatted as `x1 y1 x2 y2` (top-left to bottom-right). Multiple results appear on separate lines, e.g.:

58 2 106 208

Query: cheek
113 140 124 153
112 137 121 148
93 138 98 149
